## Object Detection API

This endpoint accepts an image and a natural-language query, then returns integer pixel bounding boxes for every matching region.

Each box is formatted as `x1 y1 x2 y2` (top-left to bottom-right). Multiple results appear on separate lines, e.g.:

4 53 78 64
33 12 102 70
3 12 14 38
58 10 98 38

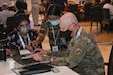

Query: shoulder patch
75 48 82 55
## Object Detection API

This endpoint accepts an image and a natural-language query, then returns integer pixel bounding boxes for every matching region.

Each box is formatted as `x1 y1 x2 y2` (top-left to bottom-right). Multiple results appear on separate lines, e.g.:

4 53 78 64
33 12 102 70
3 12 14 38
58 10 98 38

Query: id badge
52 45 58 52
60 37 66 45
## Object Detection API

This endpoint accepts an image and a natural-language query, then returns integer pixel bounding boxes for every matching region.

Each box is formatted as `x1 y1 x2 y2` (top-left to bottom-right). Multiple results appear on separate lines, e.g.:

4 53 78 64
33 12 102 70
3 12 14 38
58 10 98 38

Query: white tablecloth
0 58 79 75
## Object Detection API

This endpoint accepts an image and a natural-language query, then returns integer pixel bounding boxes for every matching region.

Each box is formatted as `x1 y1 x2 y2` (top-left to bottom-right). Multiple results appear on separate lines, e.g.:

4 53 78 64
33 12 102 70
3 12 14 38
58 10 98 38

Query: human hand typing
25 45 33 52
6 48 11 55
31 40 39 49
32 48 47 61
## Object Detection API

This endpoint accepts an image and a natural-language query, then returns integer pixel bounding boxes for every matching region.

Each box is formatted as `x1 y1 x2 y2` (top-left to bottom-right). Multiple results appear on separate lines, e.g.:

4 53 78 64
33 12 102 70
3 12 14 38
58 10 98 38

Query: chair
90 6 103 31
68 4 78 13
102 8 111 33
104 44 113 75
68 4 80 21
6 16 16 31
83 2 92 21
0 16 16 40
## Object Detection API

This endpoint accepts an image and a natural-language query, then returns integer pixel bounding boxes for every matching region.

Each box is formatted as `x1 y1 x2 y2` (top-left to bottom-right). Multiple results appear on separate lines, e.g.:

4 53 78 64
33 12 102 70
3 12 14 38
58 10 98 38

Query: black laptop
9 43 38 65
9 43 53 75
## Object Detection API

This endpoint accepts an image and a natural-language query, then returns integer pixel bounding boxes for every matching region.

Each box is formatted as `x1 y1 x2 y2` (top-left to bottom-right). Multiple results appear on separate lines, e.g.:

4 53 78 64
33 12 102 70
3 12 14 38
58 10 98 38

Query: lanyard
18 32 31 48
75 27 82 40
70 27 82 46
51 26 60 45
72 27 82 42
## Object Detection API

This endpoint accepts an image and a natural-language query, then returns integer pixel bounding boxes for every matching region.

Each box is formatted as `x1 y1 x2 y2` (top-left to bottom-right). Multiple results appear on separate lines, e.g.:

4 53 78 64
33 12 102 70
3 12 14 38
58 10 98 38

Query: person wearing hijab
32 12 105 75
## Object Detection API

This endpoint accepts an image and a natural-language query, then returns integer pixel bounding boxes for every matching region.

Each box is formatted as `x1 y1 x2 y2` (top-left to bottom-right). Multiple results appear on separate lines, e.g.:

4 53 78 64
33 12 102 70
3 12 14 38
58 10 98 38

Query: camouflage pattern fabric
67 29 105 75
40 19 61 49
41 28 105 75
40 19 71 50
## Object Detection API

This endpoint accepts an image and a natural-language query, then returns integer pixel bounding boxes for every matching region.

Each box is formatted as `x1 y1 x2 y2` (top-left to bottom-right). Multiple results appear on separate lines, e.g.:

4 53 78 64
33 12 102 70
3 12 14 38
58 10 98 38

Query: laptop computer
9 43 39 65
9 43 54 75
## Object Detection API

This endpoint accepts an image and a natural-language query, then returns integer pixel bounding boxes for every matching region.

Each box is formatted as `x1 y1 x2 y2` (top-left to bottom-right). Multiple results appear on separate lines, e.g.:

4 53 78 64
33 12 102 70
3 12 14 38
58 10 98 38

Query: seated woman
6 14 41 55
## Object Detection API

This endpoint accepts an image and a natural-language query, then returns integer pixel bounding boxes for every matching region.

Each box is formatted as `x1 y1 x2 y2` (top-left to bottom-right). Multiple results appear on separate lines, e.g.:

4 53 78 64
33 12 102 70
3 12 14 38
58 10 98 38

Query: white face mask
19 27 29 34
48 19 60 26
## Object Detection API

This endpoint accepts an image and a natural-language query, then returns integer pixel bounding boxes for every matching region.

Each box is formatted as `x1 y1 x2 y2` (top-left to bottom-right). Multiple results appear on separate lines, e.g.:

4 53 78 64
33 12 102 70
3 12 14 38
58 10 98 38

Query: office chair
102 8 111 33
90 6 103 31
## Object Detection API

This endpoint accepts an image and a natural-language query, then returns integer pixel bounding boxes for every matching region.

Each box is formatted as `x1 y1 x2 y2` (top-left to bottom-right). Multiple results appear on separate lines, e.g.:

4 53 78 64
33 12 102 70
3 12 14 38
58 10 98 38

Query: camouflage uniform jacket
42 27 105 75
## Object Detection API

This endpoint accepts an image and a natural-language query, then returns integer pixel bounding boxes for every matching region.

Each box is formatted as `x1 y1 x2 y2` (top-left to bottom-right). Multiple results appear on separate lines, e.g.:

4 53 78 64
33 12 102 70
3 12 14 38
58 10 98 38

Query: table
0 58 80 75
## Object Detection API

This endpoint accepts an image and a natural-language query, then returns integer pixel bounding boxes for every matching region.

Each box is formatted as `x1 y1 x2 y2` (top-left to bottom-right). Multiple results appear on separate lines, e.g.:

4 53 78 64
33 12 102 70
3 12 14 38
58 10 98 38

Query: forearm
36 25 47 44
41 50 69 66
36 33 45 44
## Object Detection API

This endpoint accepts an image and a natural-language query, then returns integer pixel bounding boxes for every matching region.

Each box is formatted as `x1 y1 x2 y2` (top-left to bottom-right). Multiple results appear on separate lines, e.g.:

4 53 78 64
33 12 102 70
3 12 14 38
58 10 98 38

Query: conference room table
0 58 80 75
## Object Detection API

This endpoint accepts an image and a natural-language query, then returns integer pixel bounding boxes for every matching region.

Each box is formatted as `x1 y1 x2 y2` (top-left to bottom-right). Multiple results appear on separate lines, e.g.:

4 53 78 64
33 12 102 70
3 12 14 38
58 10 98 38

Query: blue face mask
48 19 60 26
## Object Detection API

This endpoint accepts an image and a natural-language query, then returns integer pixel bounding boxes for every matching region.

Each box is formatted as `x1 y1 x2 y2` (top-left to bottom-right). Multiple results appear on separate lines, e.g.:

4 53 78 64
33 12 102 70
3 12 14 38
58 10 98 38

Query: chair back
102 8 110 22
91 6 103 21
68 4 78 13
84 2 92 16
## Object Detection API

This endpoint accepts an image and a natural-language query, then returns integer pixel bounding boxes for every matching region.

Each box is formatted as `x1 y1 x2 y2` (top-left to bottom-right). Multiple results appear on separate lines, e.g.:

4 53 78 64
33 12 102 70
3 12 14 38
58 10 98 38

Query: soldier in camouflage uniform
32 12 105 75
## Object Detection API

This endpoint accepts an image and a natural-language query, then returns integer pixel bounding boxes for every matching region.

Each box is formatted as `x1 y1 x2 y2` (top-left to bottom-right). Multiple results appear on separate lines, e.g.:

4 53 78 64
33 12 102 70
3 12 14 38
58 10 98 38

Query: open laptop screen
9 43 37 65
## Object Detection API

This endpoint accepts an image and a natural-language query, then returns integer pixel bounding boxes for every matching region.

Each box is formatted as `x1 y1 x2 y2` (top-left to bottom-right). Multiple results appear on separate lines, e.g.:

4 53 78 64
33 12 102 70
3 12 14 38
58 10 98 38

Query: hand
25 45 33 52
32 48 47 61
6 48 11 55
31 40 39 49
